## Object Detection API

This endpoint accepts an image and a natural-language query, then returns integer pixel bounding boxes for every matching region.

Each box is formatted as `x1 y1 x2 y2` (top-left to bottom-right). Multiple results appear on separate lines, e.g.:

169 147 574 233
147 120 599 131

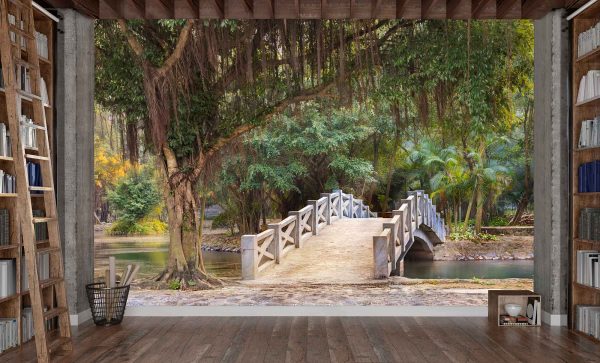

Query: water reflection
403 260 533 279
95 240 241 280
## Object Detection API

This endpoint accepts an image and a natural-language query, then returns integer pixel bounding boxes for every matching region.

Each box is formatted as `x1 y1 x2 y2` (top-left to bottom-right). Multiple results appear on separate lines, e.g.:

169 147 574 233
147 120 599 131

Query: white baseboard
70 308 92 326
542 310 567 326
124 306 488 317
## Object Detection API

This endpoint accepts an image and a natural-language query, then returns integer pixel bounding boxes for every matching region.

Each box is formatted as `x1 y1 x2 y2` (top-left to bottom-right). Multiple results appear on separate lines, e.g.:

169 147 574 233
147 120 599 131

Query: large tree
96 19 400 286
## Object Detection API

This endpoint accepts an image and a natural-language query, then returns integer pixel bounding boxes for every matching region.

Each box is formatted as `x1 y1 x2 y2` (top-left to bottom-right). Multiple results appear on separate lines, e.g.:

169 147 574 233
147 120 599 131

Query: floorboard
3 316 600 362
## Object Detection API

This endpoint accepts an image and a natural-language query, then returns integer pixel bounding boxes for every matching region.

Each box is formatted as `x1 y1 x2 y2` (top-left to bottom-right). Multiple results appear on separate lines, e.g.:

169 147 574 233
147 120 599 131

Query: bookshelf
571 2 600 343
0 2 60 358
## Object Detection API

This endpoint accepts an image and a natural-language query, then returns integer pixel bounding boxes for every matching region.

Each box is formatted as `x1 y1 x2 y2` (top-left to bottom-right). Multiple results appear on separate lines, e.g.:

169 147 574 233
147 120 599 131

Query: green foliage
168 279 181 290
94 21 146 126
449 224 498 242
211 210 237 234
107 167 162 233
108 218 167 236
487 215 511 227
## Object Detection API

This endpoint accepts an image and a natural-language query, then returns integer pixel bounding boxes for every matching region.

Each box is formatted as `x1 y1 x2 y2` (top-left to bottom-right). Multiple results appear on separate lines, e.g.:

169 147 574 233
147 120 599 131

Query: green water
94 240 241 280
403 260 533 279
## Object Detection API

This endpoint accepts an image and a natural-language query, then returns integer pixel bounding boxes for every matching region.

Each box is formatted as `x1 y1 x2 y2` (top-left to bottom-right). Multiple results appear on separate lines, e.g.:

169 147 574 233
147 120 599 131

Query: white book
579 75 587 102
580 120 590 148
0 261 6 297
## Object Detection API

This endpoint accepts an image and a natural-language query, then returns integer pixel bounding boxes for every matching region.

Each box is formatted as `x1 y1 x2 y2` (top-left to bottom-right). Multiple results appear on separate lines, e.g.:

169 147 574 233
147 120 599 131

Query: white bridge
241 190 445 281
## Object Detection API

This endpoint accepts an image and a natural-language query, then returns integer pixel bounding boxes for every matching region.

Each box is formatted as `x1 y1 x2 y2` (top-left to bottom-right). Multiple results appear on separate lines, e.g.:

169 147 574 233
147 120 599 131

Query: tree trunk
125 121 139 164
464 179 477 226
157 154 220 288
474 177 485 234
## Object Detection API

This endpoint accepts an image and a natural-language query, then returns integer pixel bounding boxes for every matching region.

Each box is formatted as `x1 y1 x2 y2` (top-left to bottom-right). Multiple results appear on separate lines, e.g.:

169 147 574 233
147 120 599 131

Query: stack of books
27 161 42 192
21 307 33 342
7 13 25 49
579 117 600 148
0 170 16 194
580 208 600 240
0 209 9 246
18 65 31 93
33 210 47 241
0 259 15 298
499 315 529 326
0 123 12 158
577 250 600 288
577 70 600 103
577 305 600 339
21 251 50 290
35 31 48 59
578 161 600 192
578 20 600 57
0 318 17 353
20 115 36 150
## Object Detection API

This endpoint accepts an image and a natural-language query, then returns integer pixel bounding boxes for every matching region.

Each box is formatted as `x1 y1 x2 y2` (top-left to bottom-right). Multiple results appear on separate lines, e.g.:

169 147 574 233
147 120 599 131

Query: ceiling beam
496 0 520 18
43 0 568 19
472 0 495 18
214 0 225 17
146 0 175 18
447 0 470 18
174 0 200 18
396 0 421 18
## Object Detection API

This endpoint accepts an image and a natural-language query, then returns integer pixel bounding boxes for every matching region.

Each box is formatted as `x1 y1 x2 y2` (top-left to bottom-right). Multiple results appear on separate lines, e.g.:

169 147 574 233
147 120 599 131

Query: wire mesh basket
86 282 130 326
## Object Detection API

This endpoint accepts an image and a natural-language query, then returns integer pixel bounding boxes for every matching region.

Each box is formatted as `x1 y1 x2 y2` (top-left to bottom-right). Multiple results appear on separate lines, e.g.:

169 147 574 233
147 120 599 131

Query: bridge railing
373 190 446 278
309 196 329 234
241 229 276 280
242 189 377 280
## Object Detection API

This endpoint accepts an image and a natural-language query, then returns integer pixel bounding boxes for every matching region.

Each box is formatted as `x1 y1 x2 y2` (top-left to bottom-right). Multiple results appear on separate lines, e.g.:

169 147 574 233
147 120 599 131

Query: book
0 259 16 298
577 305 600 339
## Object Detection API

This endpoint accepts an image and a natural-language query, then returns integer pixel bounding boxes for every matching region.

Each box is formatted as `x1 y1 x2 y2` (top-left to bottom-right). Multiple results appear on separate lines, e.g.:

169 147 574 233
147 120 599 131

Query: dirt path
253 218 390 284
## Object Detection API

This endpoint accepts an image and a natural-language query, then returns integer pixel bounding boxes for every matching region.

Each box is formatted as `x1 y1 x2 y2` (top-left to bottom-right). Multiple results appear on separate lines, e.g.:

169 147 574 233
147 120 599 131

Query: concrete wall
533 9 570 326
55 9 95 325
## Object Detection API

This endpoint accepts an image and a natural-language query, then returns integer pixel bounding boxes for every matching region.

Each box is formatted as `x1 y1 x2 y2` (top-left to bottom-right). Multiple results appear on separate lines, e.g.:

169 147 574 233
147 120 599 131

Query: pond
94 238 533 281
94 240 242 280
403 260 534 279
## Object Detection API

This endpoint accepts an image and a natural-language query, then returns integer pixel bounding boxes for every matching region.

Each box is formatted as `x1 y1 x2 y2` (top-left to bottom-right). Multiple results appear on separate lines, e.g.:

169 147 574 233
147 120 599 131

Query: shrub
108 218 167 235
211 210 236 234
107 167 163 235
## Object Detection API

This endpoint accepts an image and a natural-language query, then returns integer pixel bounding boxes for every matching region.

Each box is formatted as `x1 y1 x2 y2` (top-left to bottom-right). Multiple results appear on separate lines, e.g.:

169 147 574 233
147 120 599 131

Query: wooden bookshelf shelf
574 192 600 196
0 193 17 197
0 293 18 304
576 47 600 63
0 156 13 161
571 11 600 339
575 145 600 152
573 282 600 293
576 95 600 107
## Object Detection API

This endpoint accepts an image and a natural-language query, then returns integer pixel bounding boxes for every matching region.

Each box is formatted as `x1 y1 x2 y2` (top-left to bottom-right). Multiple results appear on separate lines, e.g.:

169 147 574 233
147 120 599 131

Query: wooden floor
4 317 600 362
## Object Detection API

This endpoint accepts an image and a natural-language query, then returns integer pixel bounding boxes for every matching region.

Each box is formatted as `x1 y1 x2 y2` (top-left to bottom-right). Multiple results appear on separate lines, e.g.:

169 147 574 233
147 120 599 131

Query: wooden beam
422 0 445 18
98 0 121 18
472 0 495 18
421 0 434 17
496 0 520 18
146 0 175 18
71 0 100 17
447 0 471 18
396 0 420 19
226 0 253 17
45 0 565 19
243 0 254 13
174 0 199 18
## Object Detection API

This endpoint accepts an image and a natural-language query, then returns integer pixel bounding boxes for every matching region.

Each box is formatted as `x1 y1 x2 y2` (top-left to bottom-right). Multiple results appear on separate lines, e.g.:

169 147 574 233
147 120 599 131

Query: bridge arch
404 230 435 261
